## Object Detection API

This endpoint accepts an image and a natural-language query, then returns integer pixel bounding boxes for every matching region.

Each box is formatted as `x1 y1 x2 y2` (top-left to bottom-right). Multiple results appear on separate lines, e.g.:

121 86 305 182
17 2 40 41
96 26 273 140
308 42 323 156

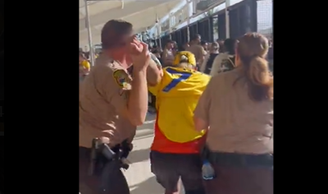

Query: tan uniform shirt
194 68 273 154
186 44 206 64
79 54 136 148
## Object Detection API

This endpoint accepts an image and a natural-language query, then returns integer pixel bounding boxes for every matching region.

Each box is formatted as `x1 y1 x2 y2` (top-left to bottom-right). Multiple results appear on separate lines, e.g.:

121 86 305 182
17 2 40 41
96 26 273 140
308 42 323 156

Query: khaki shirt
79 54 135 148
186 44 206 64
194 68 273 154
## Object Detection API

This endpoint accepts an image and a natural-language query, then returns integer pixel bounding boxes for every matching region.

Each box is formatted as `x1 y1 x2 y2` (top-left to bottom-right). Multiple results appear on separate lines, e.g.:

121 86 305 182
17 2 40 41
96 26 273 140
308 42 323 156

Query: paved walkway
124 113 184 194
124 113 163 194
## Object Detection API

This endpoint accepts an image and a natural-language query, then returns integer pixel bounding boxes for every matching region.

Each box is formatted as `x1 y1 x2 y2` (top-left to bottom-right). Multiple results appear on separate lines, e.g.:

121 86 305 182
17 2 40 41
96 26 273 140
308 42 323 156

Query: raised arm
147 53 163 86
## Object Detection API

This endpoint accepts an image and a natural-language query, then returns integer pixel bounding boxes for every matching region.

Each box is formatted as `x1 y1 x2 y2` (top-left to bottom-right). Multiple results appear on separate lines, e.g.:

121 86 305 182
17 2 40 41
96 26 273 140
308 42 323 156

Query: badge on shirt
113 70 131 89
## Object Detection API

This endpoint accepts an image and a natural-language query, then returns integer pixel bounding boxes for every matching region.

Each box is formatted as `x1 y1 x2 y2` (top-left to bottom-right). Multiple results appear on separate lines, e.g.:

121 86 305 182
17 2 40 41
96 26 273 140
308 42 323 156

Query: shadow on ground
145 112 156 122
137 121 155 131
135 113 155 139
128 148 151 164
130 176 163 194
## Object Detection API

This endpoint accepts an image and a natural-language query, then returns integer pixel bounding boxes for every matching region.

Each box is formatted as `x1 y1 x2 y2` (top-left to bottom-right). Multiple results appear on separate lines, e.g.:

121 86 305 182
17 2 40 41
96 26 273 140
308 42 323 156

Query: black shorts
150 151 205 193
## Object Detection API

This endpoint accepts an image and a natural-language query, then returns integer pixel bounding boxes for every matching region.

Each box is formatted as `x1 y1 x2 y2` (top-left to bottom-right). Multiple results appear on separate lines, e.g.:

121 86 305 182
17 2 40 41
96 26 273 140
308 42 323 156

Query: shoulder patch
113 70 131 89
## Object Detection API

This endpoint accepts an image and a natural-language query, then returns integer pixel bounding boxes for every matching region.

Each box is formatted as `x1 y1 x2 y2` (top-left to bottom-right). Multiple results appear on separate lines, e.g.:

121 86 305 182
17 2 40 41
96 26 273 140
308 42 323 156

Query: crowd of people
80 34 273 81
79 19 273 194
149 34 273 75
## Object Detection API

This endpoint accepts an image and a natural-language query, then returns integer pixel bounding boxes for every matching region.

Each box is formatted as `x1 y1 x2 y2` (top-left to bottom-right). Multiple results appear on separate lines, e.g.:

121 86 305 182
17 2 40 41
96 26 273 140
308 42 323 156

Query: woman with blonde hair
194 33 273 194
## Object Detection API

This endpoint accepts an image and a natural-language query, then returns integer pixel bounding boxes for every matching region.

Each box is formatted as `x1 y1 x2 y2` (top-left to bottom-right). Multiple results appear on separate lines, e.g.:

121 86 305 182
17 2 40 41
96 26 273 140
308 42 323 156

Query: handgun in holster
88 138 132 192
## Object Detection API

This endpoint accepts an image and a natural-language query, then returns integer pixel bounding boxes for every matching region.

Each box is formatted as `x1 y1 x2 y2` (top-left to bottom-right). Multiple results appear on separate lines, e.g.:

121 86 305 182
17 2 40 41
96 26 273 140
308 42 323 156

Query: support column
242 0 257 34
225 0 230 38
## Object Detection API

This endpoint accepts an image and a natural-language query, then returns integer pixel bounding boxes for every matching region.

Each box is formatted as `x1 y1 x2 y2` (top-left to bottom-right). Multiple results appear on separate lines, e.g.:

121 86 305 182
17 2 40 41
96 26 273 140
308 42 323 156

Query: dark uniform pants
79 147 130 194
204 165 273 194
150 151 206 194
204 152 273 194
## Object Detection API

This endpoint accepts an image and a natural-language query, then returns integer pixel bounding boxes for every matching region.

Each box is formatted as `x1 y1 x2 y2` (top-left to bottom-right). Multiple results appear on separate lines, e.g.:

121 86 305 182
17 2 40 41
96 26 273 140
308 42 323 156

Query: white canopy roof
79 0 183 47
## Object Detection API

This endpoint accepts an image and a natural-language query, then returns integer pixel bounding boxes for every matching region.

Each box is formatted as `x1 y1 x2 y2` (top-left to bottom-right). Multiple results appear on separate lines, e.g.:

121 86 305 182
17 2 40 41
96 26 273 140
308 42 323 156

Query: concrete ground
124 113 163 194
124 113 184 194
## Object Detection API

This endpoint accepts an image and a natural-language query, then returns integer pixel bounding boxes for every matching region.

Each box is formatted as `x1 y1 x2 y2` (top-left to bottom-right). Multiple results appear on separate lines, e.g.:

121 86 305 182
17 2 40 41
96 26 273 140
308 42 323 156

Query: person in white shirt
201 42 220 74
186 34 207 70
162 39 175 67
210 38 238 76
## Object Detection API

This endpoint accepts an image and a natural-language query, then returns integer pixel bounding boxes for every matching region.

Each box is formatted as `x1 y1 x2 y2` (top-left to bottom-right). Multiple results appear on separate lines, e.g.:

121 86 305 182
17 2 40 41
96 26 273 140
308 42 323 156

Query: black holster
88 139 132 192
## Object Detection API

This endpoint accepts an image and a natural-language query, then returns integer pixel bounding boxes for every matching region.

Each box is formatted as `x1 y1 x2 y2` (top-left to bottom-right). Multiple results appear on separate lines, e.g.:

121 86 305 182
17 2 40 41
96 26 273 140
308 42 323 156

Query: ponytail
246 56 273 101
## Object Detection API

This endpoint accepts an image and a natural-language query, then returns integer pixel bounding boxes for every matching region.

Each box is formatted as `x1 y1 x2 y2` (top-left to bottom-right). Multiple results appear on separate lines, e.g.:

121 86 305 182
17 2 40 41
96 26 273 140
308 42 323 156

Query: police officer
79 20 162 194
194 33 273 194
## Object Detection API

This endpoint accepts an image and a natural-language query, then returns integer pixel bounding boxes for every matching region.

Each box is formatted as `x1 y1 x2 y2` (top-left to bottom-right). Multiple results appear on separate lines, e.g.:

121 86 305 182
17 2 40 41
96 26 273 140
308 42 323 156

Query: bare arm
107 68 147 126
161 50 168 64
194 79 213 131
127 67 149 125
147 54 163 86
125 41 151 125
199 54 208 72
110 42 150 126
197 46 206 68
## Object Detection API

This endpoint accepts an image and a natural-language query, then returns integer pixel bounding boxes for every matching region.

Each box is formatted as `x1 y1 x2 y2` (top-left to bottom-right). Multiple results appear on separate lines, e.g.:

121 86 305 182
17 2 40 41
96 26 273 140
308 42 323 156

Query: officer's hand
129 38 150 70
99 137 110 144
99 130 122 146
128 36 142 55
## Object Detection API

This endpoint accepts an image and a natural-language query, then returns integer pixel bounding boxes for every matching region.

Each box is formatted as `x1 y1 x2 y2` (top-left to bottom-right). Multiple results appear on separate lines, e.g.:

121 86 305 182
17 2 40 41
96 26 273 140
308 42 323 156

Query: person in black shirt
204 42 220 74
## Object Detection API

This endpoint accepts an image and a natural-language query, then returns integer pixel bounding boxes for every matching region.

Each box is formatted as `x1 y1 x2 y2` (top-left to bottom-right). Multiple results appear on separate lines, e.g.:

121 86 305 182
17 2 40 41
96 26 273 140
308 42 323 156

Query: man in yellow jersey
148 51 209 194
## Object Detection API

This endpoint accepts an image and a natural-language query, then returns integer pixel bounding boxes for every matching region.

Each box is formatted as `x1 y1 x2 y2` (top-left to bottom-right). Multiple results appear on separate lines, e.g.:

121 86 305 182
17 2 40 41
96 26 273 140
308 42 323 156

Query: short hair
201 40 207 45
166 39 174 45
224 38 237 55
211 42 219 50
191 34 200 41
101 19 133 50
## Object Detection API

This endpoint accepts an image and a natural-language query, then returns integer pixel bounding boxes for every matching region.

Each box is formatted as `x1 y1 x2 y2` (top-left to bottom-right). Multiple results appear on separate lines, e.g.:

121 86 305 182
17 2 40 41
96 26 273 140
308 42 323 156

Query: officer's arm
194 78 213 132
161 50 168 64
147 54 163 86
107 69 148 126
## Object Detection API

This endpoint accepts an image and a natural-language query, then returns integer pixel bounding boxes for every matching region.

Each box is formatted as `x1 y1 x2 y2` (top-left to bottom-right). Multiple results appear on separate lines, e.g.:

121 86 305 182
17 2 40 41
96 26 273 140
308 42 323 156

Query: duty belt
88 138 132 192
